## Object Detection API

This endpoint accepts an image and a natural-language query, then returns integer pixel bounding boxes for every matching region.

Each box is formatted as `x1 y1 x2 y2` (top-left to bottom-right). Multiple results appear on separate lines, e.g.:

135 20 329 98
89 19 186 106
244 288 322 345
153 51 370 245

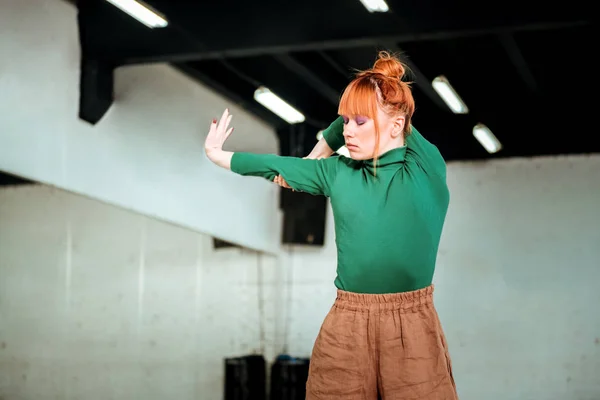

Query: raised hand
205 108 234 155
204 108 235 170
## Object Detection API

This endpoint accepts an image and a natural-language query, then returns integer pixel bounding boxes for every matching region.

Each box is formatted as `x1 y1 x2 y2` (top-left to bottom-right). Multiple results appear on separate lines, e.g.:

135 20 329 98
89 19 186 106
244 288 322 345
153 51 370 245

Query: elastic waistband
334 284 434 311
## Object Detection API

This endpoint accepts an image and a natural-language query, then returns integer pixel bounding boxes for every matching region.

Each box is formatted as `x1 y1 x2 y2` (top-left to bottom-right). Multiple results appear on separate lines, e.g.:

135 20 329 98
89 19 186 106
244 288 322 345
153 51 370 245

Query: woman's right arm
231 153 339 196
272 118 341 190
319 116 346 154
205 109 339 197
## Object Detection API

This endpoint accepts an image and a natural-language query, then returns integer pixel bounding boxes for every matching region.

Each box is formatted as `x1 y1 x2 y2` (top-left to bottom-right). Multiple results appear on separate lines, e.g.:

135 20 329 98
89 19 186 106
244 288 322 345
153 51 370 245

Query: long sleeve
404 127 447 178
230 152 340 197
321 116 346 152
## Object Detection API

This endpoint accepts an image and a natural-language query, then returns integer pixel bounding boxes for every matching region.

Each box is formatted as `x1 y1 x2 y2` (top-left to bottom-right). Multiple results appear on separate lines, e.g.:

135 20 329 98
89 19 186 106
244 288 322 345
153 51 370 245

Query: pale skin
204 108 235 169
204 106 406 187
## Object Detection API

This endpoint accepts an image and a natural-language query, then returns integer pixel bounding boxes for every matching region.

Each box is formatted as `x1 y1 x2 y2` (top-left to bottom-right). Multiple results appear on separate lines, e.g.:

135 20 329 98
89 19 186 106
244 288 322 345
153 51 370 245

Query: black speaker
277 122 328 246
269 355 310 400
224 354 267 400
280 190 327 246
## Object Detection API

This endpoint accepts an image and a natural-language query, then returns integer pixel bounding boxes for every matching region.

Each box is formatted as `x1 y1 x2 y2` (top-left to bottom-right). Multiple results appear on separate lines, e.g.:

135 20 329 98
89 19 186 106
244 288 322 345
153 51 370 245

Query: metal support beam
77 0 115 124
217 60 329 129
174 63 285 130
79 58 114 125
273 54 341 105
498 33 538 93
116 20 589 66
318 51 351 79
378 41 449 111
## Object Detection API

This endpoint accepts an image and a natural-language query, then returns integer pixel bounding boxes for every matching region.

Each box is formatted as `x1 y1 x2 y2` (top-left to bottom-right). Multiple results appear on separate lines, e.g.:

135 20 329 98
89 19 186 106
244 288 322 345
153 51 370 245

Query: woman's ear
391 115 405 138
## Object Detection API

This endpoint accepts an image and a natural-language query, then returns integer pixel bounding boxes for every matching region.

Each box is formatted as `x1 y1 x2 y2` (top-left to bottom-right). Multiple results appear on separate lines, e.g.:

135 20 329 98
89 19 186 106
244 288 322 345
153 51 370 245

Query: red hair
338 51 415 165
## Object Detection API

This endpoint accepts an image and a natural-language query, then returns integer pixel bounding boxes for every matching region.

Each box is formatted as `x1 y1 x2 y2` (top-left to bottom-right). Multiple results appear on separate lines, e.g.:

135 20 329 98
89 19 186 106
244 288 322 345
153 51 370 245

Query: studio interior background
0 0 598 399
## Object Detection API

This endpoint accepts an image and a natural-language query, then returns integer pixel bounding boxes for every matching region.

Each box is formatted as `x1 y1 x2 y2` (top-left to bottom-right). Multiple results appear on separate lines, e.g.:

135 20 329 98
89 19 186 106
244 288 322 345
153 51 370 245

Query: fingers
274 175 291 189
212 108 234 139
225 126 234 140
217 108 229 131
225 113 233 129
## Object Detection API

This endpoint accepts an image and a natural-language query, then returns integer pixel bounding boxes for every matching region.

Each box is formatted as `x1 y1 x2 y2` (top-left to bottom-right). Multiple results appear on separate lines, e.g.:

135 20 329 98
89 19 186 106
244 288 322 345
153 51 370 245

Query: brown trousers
306 285 458 399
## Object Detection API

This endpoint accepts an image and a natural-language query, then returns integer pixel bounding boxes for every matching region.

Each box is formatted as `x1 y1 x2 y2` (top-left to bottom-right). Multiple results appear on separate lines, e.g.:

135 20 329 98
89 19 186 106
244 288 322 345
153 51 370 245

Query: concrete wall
0 184 285 399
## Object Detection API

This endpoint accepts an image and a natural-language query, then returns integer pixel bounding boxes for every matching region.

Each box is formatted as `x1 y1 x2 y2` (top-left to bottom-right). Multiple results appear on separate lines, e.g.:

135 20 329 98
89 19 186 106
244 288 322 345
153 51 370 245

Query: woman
205 51 458 400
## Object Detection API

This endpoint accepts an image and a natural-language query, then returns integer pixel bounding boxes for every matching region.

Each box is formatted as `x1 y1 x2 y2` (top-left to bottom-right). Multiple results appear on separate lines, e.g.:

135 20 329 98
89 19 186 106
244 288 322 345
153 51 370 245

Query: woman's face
341 106 403 160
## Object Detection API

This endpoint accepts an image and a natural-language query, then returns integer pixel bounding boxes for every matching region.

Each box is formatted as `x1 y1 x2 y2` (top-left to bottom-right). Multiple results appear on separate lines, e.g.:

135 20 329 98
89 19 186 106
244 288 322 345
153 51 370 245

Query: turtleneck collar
360 146 406 173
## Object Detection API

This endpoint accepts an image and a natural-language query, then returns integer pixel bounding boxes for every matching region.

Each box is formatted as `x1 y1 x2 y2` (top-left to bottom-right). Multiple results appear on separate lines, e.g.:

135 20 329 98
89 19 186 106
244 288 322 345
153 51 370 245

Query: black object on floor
224 354 267 400
270 355 310 400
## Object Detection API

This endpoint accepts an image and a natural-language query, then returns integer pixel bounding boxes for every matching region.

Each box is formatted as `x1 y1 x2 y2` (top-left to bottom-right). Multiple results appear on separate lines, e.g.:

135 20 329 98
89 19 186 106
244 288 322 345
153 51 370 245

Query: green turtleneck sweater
230 117 449 294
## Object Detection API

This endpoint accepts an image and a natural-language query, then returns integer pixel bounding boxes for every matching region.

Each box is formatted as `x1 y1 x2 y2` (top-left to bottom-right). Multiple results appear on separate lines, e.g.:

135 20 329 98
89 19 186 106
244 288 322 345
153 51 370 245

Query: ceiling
77 0 596 161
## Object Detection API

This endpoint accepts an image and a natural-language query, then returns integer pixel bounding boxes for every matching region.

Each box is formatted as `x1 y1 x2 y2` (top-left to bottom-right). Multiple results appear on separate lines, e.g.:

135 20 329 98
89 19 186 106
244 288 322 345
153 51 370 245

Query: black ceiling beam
81 0 207 66
377 41 449 112
77 2 114 124
179 62 328 131
209 57 334 128
272 54 341 105
79 58 115 125
318 51 352 80
115 19 589 66
174 64 285 131
210 59 330 129
177 61 325 130
497 33 538 94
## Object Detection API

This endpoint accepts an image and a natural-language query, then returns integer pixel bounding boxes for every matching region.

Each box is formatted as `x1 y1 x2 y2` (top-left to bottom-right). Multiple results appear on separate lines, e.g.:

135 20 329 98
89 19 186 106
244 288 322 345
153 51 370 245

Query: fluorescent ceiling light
473 123 502 154
432 75 469 114
359 0 389 12
254 86 305 124
106 0 168 28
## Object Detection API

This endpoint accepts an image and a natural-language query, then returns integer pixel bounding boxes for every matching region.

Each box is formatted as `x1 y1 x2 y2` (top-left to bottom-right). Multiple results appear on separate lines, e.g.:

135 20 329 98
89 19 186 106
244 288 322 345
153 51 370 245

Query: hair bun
371 51 405 81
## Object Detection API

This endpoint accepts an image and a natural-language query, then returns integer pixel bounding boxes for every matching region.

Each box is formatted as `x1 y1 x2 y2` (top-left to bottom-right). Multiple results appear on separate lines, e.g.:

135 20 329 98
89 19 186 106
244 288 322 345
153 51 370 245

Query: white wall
0 184 287 400
0 0 282 254
437 154 600 400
